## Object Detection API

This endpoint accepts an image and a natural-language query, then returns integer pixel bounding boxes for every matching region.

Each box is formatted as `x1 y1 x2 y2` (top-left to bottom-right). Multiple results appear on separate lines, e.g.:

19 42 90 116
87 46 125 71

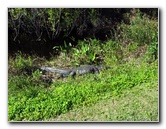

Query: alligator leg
57 71 76 79
69 71 76 77
93 67 100 74
57 74 64 79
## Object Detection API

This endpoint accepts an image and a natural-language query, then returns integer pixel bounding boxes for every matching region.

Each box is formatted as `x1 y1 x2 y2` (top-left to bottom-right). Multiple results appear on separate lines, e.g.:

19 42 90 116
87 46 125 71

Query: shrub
118 10 158 46
70 38 103 65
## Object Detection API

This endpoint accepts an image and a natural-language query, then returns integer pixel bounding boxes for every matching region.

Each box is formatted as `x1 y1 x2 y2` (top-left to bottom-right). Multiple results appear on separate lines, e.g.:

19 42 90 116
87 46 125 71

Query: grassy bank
8 11 158 121
8 57 158 121
52 81 158 121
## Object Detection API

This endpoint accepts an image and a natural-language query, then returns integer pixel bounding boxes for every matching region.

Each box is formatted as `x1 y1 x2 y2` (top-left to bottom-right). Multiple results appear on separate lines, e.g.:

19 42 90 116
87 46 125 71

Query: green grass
8 58 158 121
8 12 158 121
51 81 158 121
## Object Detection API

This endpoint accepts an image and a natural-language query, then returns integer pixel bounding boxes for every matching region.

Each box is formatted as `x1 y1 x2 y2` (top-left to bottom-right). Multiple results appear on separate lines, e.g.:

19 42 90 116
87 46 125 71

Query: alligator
37 65 109 79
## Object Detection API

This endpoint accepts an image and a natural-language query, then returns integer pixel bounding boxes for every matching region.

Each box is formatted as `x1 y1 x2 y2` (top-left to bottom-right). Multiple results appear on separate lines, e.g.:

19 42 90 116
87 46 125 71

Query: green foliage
101 40 123 65
52 80 158 121
8 56 158 121
8 10 158 121
70 38 102 65
146 41 158 60
9 8 25 20
47 9 59 32
8 71 43 94
89 9 99 27
8 8 101 41
32 70 42 80
10 52 33 70
53 41 69 60
119 10 158 46
128 42 139 52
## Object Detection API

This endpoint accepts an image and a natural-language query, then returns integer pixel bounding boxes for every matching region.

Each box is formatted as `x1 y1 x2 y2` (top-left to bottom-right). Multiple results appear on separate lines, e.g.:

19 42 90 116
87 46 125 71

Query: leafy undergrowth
52 81 158 121
8 12 158 121
8 58 158 121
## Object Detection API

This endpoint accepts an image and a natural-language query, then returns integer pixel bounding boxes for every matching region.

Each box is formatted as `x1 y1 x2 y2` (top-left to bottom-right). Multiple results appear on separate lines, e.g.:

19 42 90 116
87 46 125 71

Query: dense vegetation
8 8 158 57
8 8 158 121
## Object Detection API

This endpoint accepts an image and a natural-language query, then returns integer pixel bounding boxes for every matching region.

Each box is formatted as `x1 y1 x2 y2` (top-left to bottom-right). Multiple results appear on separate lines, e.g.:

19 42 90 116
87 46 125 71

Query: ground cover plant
8 58 158 121
8 8 158 121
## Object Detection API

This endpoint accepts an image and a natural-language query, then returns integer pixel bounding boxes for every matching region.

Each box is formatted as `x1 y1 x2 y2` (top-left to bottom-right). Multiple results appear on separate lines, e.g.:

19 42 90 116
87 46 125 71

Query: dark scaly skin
38 65 109 78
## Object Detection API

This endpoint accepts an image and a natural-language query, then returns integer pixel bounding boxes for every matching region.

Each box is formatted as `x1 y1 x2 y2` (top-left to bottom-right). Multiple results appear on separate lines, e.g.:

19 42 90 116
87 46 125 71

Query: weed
70 38 102 65
8 11 158 121
147 41 158 60
8 57 158 121
118 10 158 46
